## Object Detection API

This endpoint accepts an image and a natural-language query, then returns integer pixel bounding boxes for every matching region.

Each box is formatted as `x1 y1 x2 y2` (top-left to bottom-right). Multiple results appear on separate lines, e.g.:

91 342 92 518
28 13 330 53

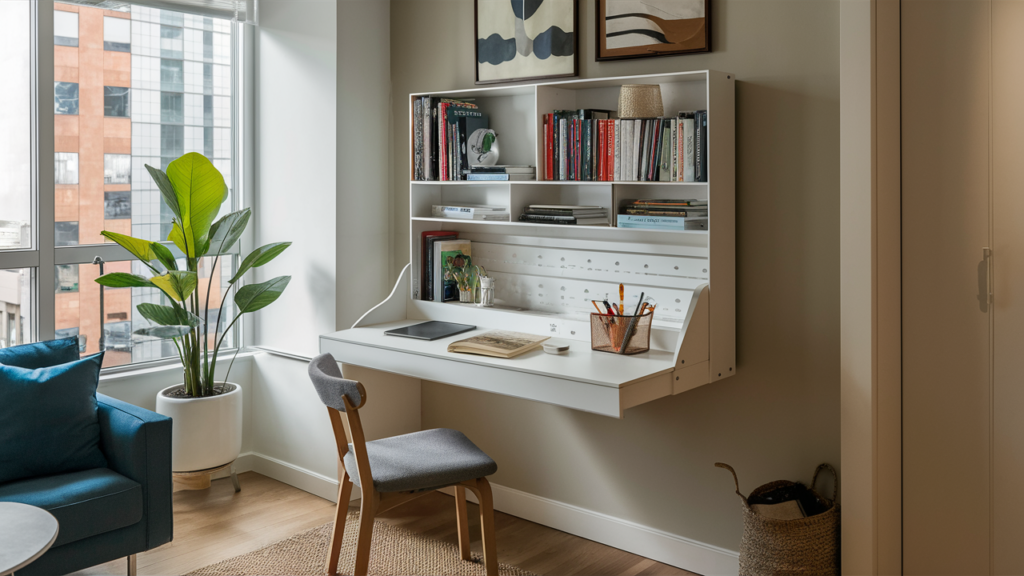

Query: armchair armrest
97 393 173 549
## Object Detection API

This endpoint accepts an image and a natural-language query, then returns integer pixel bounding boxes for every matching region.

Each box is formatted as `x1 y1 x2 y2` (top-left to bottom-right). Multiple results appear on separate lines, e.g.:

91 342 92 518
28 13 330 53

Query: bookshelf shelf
322 69 733 418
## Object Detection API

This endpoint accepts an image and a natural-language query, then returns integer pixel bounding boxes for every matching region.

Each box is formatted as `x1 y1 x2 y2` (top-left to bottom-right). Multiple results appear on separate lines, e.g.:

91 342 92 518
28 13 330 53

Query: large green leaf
150 242 178 271
151 271 199 302
145 164 182 224
207 208 251 256
137 302 202 327
100 231 166 273
165 153 228 257
230 242 292 283
134 326 193 339
235 276 291 313
95 273 155 289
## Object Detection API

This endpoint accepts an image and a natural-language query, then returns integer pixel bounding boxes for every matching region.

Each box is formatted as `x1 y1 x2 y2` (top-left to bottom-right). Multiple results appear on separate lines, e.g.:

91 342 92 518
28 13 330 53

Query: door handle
983 247 993 304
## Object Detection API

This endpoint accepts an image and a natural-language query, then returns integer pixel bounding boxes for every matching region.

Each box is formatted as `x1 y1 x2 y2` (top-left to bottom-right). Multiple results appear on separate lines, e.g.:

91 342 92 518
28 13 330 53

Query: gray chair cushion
344 428 497 493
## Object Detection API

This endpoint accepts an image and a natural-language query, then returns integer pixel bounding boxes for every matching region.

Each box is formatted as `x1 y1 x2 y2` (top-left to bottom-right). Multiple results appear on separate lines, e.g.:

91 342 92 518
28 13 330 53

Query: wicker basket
716 462 840 576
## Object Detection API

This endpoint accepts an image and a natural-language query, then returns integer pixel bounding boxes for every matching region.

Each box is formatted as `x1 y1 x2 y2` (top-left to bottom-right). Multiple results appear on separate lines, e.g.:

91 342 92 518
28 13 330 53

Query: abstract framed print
476 0 579 85
596 0 710 61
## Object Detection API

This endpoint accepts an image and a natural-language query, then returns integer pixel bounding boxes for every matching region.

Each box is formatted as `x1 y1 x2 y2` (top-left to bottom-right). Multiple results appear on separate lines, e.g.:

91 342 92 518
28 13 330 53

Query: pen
619 284 625 319
633 292 645 316
602 300 615 315
591 300 604 314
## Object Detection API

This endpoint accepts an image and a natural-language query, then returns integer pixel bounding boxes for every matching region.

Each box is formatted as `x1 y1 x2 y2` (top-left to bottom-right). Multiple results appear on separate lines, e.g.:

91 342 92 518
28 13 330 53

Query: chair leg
463 478 498 576
454 486 472 561
127 554 137 576
326 471 354 576
353 489 379 576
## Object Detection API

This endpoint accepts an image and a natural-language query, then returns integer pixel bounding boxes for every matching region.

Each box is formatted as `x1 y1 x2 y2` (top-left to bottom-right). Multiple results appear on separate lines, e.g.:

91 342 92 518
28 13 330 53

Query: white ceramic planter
155 382 243 473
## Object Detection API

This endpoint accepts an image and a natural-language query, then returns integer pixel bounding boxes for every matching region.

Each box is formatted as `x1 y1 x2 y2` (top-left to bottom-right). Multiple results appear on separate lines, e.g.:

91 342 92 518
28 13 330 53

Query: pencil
591 300 604 314
619 284 625 318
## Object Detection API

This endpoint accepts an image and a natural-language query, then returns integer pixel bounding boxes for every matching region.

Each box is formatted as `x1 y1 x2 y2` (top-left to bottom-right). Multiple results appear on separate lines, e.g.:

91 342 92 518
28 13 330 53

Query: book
421 231 458 300
447 330 550 359
519 214 609 226
466 174 535 181
694 110 705 183
660 119 673 182
434 239 471 302
679 112 695 182
625 199 708 207
617 215 709 230
413 98 424 180
631 119 642 181
544 114 553 180
465 165 536 174
431 204 508 220
698 110 708 181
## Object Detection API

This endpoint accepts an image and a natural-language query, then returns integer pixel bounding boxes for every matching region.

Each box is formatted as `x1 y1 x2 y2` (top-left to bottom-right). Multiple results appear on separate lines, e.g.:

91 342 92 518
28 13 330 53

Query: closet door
992 2 1024 572
902 1 993 573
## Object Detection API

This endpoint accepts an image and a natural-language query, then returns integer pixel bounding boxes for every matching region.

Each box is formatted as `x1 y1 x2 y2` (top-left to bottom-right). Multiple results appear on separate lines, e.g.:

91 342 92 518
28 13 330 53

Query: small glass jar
477 277 494 307
459 289 474 303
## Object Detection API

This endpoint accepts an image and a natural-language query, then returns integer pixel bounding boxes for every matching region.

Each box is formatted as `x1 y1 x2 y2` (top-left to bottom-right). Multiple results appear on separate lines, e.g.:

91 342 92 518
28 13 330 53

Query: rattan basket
716 462 840 576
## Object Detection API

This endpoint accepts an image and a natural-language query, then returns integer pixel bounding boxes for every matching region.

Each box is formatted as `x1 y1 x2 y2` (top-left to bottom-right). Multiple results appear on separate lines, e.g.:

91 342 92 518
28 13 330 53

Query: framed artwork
596 0 710 61
476 0 579 85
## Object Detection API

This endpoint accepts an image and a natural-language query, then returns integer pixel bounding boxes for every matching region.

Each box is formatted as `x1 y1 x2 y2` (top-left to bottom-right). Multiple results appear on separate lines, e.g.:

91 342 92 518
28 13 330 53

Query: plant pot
155 382 243 473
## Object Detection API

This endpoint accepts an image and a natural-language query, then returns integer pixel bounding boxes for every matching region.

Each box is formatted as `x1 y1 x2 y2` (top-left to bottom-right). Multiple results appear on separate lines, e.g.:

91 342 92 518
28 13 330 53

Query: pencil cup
590 310 653 355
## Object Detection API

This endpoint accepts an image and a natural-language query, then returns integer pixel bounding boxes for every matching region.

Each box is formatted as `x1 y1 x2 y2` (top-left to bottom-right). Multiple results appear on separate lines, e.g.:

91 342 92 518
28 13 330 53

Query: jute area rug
187 510 536 576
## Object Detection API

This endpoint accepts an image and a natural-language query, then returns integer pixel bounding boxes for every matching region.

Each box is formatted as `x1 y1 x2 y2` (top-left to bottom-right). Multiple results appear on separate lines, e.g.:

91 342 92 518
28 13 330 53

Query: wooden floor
73 472 696 576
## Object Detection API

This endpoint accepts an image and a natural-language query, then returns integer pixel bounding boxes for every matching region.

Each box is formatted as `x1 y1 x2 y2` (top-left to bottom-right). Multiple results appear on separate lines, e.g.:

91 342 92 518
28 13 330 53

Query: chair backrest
307 353 373 489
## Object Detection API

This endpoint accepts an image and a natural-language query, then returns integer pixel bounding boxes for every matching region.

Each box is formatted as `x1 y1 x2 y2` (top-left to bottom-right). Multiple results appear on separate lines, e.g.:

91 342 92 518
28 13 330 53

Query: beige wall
390 0 840 550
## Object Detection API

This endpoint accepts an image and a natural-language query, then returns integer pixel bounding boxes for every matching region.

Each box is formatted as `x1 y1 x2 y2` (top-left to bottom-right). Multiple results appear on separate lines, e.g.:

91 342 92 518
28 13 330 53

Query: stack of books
542 110 709 182
463 165 536 181
617 199 708 231
431 204 509 221
413 96 488 181
518 205 609 226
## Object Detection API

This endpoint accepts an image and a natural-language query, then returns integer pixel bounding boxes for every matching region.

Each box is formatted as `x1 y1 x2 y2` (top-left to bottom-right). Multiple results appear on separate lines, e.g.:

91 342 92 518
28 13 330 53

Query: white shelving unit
321 70 734 418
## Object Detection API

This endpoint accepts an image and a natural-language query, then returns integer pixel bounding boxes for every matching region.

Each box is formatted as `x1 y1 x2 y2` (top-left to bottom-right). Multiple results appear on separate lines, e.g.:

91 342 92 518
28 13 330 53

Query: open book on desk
447 330 550 359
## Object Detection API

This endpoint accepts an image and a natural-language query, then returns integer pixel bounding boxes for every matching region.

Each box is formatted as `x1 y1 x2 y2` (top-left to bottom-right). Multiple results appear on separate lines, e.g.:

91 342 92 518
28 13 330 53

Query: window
55 153 79 184
55 222 79 247
104 154 131 185
104 86 131 117
103 16 131 52
1 2 242 368
104 191 132 219
160 58 184 92
55 10 79 47
160 92 183 123
54 81 78 115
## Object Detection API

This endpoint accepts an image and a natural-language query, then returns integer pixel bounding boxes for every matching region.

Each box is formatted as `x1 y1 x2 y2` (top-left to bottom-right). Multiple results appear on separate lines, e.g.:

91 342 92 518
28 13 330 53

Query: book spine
582 119 590 181
671 119 678 182
660 119 672 182
466 174 512 181
559 119 567 180
632 120 641 181
606 120 614 181
617 214 708 226
424 97 433 180
695 111 703 183
613 120 621 181
546 114 554 180
700 111 708 182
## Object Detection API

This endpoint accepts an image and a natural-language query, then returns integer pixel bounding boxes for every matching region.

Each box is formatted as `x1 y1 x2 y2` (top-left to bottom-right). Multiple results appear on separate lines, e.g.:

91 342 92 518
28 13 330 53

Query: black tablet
384 321 477 341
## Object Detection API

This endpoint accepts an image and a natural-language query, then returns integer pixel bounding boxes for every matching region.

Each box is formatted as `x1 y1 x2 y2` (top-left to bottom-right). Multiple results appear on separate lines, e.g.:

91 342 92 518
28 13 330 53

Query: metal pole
93 256 104 351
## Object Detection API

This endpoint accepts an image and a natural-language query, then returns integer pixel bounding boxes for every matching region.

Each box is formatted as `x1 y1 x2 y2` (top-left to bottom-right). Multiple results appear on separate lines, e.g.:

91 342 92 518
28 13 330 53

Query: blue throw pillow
0 337 80 369
0 352 107 484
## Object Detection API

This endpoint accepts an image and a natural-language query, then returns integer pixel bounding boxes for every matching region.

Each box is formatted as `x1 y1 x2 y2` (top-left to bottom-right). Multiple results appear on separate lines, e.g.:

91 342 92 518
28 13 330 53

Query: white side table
0 502 59 576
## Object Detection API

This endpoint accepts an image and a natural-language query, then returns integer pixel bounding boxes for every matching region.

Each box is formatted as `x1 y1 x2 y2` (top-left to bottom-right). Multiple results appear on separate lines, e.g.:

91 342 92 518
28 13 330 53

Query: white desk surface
321 320 678 389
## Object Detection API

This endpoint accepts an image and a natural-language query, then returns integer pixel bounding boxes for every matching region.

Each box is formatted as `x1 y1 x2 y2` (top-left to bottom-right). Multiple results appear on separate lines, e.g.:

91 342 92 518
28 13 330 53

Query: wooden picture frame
475 0 579 85
596 0 711 61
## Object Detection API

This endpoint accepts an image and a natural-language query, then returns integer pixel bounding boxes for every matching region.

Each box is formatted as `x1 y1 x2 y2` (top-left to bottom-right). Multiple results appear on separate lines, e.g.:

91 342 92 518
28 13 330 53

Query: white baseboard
245 453 738 575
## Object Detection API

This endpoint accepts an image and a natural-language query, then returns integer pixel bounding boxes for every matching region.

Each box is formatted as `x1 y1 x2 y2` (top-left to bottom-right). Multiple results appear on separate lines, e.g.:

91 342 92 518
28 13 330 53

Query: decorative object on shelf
475 0 578 85
596 0 710 61
477 275 495 307
94 152 292 483
617 84 664 119
468 128 500 165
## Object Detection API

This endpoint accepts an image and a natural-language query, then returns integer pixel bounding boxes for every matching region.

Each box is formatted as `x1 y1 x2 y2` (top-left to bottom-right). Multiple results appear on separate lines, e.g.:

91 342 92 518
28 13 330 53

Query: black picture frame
595 0 711 62
475 0 579 85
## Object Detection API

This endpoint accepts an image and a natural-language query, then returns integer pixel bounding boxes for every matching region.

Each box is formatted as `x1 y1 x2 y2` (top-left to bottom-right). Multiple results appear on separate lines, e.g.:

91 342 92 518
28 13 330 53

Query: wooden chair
308 353 499 576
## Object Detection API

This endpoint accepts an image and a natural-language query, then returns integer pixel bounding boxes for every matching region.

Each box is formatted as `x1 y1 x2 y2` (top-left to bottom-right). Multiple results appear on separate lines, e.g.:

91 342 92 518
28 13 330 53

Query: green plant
95 153 291 397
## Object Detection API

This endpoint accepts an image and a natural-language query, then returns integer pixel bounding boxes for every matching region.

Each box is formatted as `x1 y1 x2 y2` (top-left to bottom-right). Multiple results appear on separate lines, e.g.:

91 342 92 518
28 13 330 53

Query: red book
546 114 554 180
607 120 616 181
597 120 605 181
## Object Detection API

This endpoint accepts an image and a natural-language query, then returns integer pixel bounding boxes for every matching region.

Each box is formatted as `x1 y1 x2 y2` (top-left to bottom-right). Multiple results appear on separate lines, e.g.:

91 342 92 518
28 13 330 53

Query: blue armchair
0 393 173 575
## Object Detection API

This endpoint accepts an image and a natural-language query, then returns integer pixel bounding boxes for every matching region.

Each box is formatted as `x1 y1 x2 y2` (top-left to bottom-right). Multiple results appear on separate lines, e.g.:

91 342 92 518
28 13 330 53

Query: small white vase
155 382 243 473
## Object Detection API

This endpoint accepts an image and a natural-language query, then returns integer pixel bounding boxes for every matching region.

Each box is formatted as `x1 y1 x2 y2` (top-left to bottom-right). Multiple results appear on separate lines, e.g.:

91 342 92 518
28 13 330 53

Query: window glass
160 92 183 124
55 10 79 47
54 81 79 115
104 191 132 219
55 152 79 184
104 154 131 185
55 222 79 246
160 58 184 92
160 26 183 59
104 86 131 117
56 257 235 368
0 1 32 250
0 269 33 349
103 16 130 52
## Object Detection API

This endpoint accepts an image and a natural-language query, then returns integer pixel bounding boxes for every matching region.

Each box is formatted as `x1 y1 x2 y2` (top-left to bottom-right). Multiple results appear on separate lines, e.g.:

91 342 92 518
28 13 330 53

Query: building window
104 321 133 350
104 86 131 117
55 264 79 292
104 191 132 219
54 82 79 115
103 16 130 52
160 58 184 92
160 25 184 59
54 152 79 184
160 92 183 124
104 154 131 185
54 327 80 340
54 10 79 47
55 222 79 247
161 125 184 162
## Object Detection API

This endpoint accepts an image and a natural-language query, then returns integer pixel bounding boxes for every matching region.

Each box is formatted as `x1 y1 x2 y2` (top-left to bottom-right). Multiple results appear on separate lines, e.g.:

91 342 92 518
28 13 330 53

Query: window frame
0 1 253 373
